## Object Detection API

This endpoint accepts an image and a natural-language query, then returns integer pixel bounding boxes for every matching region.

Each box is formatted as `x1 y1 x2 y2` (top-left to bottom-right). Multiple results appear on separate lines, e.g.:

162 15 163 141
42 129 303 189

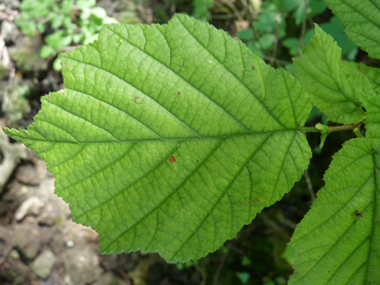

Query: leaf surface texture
295 25 369 124
356 64 380 138
4 14 312 262
324 0 380 60
289 138 380 284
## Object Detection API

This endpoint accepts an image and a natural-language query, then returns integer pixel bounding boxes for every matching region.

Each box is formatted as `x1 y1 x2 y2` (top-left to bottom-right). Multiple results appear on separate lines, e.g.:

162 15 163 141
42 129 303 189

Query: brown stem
327 123 362 133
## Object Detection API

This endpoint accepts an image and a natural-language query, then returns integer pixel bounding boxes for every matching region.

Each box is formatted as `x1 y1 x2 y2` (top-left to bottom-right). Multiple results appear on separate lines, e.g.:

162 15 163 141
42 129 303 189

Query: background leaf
295 25 368 124
4 14 312 263
289 138 380 284
324 0 380 60
356 64 380 138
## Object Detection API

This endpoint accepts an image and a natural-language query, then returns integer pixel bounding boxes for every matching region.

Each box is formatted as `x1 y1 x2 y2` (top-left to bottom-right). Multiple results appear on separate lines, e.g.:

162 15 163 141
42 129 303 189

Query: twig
298 0 308 54
300 123 363 133
211 250 228 285
304 169 315 202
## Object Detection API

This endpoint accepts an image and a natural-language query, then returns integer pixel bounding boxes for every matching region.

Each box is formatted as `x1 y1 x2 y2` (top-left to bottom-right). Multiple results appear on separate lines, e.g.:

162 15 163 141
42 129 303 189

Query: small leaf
90 6 107 19
295 24 368 124
40 45 56 59
289 138 380 284
357 64 380 95
362 93 380 138
283 37 299 56
315 123 329 133
4 14 312 263
319 133 328 149
319 16 358 60
356 64 380 138
62 0 74 15
324 0 380 60
45 31 72 48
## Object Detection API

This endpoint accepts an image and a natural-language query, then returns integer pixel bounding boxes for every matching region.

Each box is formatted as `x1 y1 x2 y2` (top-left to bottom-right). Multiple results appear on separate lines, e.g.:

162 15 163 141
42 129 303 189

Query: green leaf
51 14 64 29
236 29 254 41
319 16 358 60
289 138 380 284
62 0 74 15
4 14 312 263
40 45 56 58
259 33 275 50
355 64 380 138
324 0 380 60
280 0 302 12
295 24 367 124
77 0 96 9
282 37 299 56
90 6 107 19
357 64 380 95
53 57 62 71
254 6 278 33
293 2 305 25
362 93 380 139
36 22 46 33
307 0 327 17
45 31 72 48
15 18 37 37
192 0 214 21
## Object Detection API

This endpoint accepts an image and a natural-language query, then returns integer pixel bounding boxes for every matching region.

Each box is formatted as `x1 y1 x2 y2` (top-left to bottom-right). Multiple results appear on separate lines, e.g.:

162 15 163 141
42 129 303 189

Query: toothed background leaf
295 25 368 124
324 0 380 60
4 14 312 262
356 64 380 138
289 138 380 284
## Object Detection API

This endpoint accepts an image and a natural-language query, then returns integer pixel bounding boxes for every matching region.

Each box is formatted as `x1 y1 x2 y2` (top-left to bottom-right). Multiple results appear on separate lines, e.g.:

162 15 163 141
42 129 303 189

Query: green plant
192 0 214 21
236 0 358 68
4 0 380 283
15 0 116 70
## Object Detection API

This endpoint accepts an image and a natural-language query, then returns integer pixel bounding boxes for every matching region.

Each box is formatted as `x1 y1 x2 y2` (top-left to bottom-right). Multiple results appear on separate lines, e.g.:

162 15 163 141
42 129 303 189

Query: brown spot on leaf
168 156 176 163
134 96 144 104
196 160 199 163
177 92 181 95
355 210 363 217
252 65 255 70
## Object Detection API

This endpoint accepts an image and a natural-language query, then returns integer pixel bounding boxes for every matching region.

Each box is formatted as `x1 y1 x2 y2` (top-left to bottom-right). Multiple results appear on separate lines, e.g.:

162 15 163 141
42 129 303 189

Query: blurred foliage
0 63 10 80
192 0 214 21
0 79 31 129
235 0 358 69
15 0 117 70
8 35 47 73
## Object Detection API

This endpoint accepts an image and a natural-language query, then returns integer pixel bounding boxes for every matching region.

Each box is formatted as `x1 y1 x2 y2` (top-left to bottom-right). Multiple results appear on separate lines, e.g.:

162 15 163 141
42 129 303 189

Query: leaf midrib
16 129 300 145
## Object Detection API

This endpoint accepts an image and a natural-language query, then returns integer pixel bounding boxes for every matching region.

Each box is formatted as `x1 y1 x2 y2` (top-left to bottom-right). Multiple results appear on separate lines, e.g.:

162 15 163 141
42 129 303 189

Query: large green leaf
289 138 380 284
4 14 312 262
295 24 368 124
324 0 380 60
